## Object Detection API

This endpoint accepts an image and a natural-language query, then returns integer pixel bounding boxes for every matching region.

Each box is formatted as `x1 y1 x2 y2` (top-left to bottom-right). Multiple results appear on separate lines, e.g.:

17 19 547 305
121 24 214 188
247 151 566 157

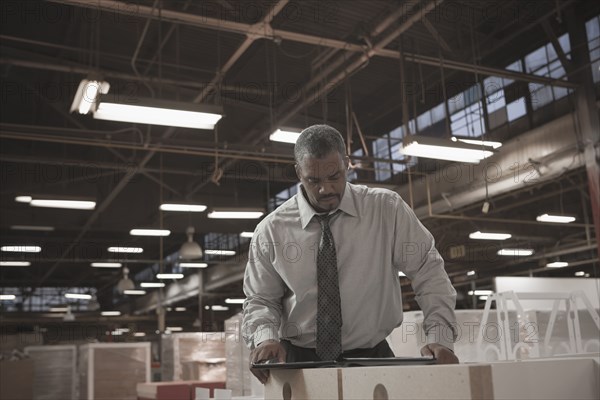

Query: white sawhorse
476 290 600 361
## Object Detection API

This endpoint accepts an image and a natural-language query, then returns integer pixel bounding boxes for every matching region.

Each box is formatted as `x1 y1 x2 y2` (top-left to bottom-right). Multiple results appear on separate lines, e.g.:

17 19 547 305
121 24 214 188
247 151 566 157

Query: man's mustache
319 194 339 201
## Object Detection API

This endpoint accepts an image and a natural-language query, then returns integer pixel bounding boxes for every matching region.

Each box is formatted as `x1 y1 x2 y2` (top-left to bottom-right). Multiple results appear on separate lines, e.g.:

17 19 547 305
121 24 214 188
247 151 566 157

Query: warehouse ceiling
0 0 599 328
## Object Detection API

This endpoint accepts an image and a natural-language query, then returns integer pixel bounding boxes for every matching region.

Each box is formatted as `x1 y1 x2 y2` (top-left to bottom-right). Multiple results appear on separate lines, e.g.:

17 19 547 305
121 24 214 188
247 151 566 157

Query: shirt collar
297 182 358 230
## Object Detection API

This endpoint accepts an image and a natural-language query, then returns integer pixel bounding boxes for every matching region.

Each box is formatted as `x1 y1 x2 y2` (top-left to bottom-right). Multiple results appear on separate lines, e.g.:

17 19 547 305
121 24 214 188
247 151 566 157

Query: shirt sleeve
390 194 458 351
242 225 287 349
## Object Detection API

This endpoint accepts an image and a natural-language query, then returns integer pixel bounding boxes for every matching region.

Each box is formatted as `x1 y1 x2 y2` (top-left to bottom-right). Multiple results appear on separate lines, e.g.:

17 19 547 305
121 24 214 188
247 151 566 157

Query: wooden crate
79 342 151 400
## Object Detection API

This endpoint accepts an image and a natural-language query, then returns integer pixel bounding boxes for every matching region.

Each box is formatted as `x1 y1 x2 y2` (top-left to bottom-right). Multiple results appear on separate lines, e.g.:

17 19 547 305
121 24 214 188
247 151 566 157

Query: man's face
295 151 349 213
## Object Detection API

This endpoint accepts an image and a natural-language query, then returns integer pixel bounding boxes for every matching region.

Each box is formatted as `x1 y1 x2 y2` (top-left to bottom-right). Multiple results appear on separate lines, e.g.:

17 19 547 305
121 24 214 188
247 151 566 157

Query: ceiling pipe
0 34 218 76
274 0 446 134
0 124 410 166
302 1 422 99
49 0 578 89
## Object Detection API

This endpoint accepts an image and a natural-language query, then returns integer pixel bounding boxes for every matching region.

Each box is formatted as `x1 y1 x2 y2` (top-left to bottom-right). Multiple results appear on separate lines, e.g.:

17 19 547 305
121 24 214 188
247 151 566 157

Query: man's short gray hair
294 124 347 164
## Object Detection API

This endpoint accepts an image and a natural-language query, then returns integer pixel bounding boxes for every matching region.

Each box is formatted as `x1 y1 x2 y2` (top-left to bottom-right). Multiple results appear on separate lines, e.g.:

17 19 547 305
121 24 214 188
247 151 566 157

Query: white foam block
265 368 340 400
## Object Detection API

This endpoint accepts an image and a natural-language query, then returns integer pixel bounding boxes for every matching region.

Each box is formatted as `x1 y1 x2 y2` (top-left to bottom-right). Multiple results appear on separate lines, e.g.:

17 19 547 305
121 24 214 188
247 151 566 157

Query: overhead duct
397 108 593 219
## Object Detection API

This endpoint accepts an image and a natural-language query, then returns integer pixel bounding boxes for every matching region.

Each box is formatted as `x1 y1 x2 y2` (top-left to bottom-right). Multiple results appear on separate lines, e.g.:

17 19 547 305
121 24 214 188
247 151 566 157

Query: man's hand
420 343 459 364
249 339 287 384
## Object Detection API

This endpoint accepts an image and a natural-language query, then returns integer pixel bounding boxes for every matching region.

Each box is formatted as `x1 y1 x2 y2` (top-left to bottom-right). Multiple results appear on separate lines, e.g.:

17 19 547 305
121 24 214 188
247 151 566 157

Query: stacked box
224 313 263 398
161 333 226 382
78 342 150 400
136 382 190 400
225 313 248 396
25 345 77 400
0 333 43 355
0 359 34 400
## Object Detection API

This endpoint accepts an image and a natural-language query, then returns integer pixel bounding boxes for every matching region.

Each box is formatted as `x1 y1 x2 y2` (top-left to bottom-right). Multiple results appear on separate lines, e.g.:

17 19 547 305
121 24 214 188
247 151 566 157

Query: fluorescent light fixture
93 98 222 130
451 136 503 149
160 203 207 212
205 249 236 256
49 307 69 312
140 282 165 288
15 196 32 203
134 332 146 337
547 261 569 268
398 271 406 277
175 307 186 312
1 246 41 253
30 199 96 210
0 261 31 266
115 328 130 333
156 273 184 279
269 128 302 144
240 231 254 238
401 135 495 164
225 298 245 304
65 293 92 300
166 326 183 332
574 271 585 277
207 209 264 219
10 225 54 232
0 295 16 300
91 262 122 268
468 290 493 296
123 290 146 295
469 231 512 240
70 79 110 114
479 296 489 300
211 305 230 311
179 262 208 268
129 229 171 237
497 248 534 256
107 247 143 254
536 214 576 223
467 270 476 276
101 311 121 316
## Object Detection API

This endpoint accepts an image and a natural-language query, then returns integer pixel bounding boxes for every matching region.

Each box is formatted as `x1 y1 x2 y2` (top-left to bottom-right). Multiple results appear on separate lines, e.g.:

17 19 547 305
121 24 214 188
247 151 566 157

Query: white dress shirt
242 182 457 351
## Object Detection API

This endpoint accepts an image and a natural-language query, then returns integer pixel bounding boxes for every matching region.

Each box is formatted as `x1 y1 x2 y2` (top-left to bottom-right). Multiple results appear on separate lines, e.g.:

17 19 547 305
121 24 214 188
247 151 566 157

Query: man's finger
250 367 269 384
420 345 433 357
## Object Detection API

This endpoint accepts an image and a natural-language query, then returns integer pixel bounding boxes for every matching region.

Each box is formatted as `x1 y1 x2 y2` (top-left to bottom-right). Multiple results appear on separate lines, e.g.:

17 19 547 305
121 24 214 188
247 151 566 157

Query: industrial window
347 148 364 182
0 287 97 312
370 123 418 181
390 141 416 174
507 98 527 121
204 233 240 260
271 185 297 209
451 100 485 137
501 60 523 86
417 110 432 131
524 33 572 110
586 15 600 83
373 136 392 181
417 103 446 132
430 103 446 124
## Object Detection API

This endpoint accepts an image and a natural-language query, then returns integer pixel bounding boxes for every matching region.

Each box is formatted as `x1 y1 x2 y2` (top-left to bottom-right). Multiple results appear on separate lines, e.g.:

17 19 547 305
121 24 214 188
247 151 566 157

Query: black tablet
251 356 436 369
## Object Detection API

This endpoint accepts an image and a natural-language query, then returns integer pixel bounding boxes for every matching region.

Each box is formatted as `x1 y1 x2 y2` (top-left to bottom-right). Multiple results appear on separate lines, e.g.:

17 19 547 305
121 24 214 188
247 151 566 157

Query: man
243 124 458 383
